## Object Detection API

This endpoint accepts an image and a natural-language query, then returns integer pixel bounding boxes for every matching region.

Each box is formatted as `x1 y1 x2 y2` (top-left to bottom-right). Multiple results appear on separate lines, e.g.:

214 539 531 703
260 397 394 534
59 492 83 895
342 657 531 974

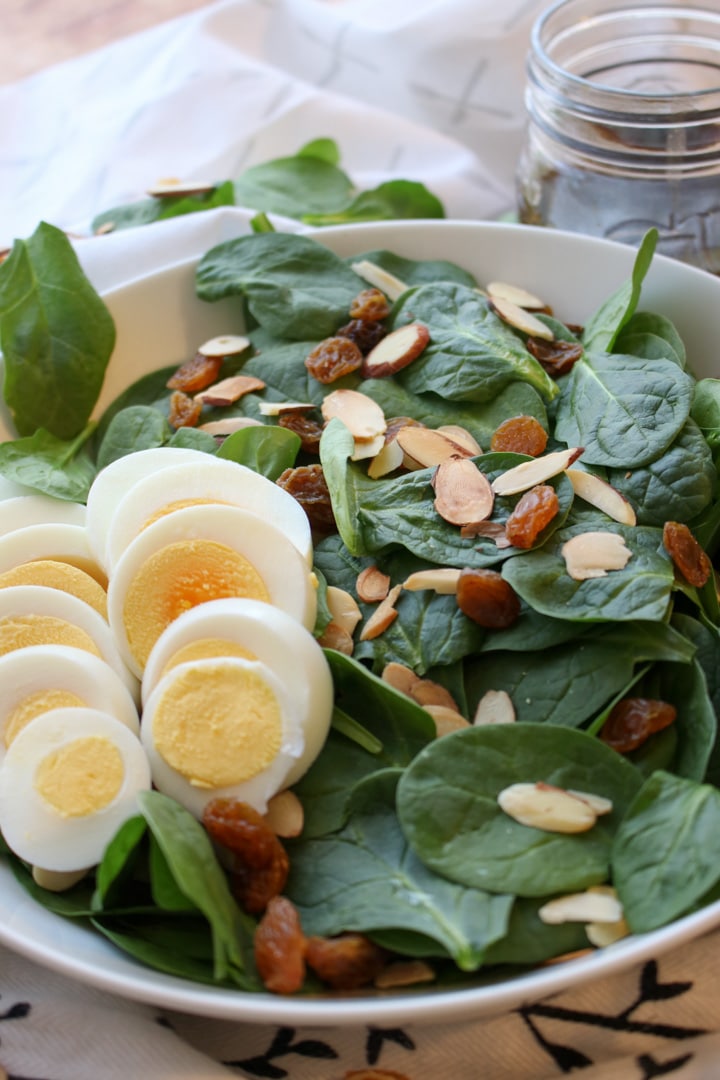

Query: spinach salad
2 220 720 995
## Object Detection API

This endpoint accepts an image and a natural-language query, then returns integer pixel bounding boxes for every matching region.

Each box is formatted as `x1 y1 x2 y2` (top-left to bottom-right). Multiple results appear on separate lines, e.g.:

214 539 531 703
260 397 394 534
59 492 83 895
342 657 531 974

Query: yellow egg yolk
152 661 282 789
123 540 269 669
5 690 86 747
53 557 108 590
0 560 108 618
0 615 102 659
34 736 124 817
160 637 257 680
141 498 231 530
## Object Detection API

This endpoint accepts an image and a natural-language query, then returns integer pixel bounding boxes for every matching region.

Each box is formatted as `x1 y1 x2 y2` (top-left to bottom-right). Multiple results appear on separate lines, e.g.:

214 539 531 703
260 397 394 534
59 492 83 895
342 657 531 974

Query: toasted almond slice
264 790 304 838
424 704 471 737
497 782 598 833
566 469 637 526
258 400 315 416
356 566 391 603
402 568 461 594
197 334 251 358
194 374 266 406
94 221 115 235
32 866 90 892
567 790 613 816
198 417 264 435
473 689 516 725
351 433 386 461
381 661 419 697
326 585 362 636
410 679 459 711
396 426 473 470
148 179 217 197
491 447 583 496
374 960 435 989
362 323 430 378
368 437 405 479
538 889 624 926
317 620 354 655
433 457 494 526
359 584 402 641
436 425 483 456
487 281 547 310
321 389 387 441
490 296 555 340
350 259 408 301
460 520 512 547
561 530 632 580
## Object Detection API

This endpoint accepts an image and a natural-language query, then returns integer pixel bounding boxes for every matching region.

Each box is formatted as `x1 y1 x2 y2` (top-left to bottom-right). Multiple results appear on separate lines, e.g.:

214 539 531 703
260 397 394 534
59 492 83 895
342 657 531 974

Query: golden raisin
490 415 548 456
202 798 289 913
336 319 387 355
305 337 364 384
349 287 390 322
276 464 336 535
456 567 521 628
166 352 223 392
526 337 584 377
278 412 324 455
305 933 387 990
254 896 307 995
663 521 712 588
505 484 559 549
600 697 677 754
167 390 202 429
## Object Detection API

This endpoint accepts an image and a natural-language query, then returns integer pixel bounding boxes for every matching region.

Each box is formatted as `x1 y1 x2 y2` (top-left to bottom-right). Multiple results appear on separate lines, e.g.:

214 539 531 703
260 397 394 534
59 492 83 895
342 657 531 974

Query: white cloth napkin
2 1 720 1077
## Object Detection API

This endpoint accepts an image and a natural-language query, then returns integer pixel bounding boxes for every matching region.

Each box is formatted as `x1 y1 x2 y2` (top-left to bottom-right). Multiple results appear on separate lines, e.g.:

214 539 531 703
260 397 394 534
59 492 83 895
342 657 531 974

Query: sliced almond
473 689 516 725
194 374 266 406
198 417 264 435
351 433 386 461
436 425 483 456
396 426 473 470
321 389 387 441
326 585 362 636
381 661 419 697
566 469 637 526
350 259 408 301
317 620 355 655
586 916 631 947
561 530 632 581
567 790 613 816
538 889 624 926
487 281 547 311
410 679 459 711
32 866 89 892
148 179 217 198
359 584 403 641
374 959 435 989
356 566 391 603
460 520 512 547
497 782 598 833
367 437 405 479
94 221 115 235
197 334 251 358
433 457 494 526
264 790 304 838
491 447 583 496
258 401 315 416
490 296 555 341
362 323 429 378
424 704 471 737
402 568 461 594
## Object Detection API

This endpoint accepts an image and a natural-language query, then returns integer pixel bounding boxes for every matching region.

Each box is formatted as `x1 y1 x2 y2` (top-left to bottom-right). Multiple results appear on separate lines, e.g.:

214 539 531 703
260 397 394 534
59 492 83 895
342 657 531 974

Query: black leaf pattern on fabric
519 1011 593 1072
0 1003 30 1022
225 1025 339 1077
639 962 693 1004
637 1051 695 1077
366 1026 416 1066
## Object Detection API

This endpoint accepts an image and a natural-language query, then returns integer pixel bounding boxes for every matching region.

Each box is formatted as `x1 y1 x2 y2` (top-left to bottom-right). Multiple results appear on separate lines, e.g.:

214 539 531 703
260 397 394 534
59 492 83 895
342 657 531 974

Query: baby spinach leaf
612 770 720 932
303 180 444 225
94 815 148 909
348 248 476 290
288 771 512 971
0 425 96 502
166 427 218 453
242 332 360 405
148 834 198 913
91 182 235 234
234 155 354 219
582 228 657 352
635 659 716 782
391 282 558 403
503 522 674 623
95 405 171 469
93 365 175 446
691 378 720 466
0 222 115 439
614 310 686 367
483 897 589 967
7 856 96 917
397 723 642 897
554 351 694 468
216 424 300 479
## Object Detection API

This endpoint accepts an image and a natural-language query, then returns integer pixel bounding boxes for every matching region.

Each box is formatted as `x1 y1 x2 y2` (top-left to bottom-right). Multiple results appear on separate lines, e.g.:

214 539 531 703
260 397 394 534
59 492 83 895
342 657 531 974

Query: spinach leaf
582 229 657 352
166 427 218 453
94 815 148 909
612 770 720 932
91 916 244 986
614 310 686 367
242 332 359 406
483 897 589 967
691 378 720 466
216 425 300 479
95 405 171 469
0 222 115 439
91 182 235 234
303 180 444 225
235 155 354 219
636 659 716 782
8 856 96 917
397 724 642 897
288 771 512 971
348 249 476 291
92 366 175 446
554 351 694 468
0 425 96 502
148 834 198 913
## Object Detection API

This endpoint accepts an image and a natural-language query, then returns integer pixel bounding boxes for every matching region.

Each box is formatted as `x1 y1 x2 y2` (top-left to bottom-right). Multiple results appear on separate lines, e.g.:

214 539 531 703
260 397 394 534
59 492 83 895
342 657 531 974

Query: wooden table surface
2 0 217 85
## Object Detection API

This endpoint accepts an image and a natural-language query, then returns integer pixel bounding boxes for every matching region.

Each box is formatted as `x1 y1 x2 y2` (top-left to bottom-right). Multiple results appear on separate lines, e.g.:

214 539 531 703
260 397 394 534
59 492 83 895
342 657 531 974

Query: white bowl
1 218 720 1025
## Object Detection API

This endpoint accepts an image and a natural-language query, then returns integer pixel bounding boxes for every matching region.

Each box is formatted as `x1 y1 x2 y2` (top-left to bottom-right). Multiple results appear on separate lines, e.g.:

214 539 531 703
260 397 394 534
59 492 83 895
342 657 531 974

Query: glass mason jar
516 0 720 273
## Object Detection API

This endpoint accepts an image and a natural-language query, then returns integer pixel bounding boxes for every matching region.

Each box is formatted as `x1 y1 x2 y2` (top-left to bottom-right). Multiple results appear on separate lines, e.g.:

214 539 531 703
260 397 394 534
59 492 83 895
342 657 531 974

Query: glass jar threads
516 0 720 273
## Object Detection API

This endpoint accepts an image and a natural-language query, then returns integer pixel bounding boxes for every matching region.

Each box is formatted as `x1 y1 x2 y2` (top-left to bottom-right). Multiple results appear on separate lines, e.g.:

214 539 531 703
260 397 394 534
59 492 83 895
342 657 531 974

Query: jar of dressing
516 0 720 272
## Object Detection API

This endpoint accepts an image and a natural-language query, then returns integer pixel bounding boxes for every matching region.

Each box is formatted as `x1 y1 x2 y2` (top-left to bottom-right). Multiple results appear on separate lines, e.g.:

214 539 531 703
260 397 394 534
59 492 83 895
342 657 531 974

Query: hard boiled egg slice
141 655 302 817
85 446 221 569
0 585 138 701
0 644 140 761
0 523 106 586
103 457 313 571
107 504 318 678
0 494 86 536
0 707 150 872
142 597 333 787
0 560 107 618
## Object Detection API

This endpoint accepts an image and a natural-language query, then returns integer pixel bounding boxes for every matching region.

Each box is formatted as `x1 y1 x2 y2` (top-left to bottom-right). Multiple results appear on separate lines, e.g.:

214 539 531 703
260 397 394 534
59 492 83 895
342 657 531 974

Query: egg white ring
104 456 313 572
0 707 151 872
0 585 139 703
0 644 140 761
0 495 87 537
0 523 102 583
107 503 318 679
85 447 220 570
141 596 334 787
141 655 303 818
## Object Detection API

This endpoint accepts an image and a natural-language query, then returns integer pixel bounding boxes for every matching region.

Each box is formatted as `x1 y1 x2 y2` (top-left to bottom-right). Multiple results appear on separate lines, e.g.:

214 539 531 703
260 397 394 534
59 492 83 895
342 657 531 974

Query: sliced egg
102 457 313 571
0 523 106 586
85 447 221 569
0 707 151 871
142 597 334 787
142 655 303 817
0 645 140 760
0 494 87 536
0 560 107 618
107 504 318 678
0 585 139 701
